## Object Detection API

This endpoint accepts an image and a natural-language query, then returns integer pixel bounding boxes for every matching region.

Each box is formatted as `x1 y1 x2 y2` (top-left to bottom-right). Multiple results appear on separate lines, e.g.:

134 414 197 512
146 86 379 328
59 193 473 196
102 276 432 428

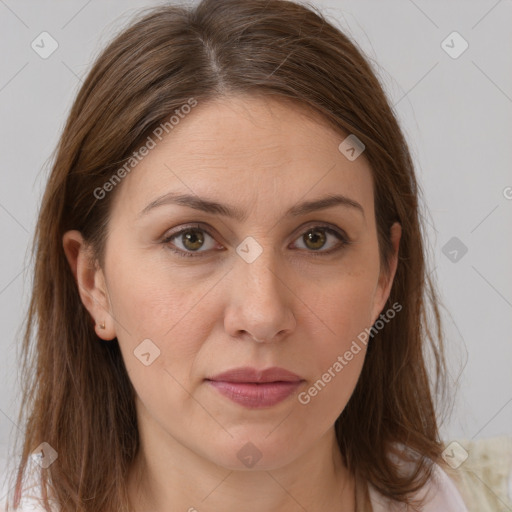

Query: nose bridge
236 243 283 307
225 240 295 342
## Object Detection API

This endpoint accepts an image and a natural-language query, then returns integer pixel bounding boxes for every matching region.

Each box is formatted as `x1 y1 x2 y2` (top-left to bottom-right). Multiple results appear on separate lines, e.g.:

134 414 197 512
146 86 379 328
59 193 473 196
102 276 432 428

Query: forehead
109 94 375 220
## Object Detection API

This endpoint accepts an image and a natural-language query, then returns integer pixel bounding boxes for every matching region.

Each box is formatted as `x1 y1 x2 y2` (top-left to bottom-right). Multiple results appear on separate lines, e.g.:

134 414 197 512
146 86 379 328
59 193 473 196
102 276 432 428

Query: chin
203 436 299 472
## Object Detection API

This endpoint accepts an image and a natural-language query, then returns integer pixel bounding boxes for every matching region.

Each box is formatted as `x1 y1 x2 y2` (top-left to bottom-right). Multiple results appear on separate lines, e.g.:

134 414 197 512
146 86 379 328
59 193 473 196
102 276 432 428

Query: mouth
205 366 305 409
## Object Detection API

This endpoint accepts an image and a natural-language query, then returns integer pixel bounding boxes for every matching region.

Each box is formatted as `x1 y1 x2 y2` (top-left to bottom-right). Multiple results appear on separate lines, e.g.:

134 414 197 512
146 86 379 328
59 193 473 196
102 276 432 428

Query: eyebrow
138 192 365 221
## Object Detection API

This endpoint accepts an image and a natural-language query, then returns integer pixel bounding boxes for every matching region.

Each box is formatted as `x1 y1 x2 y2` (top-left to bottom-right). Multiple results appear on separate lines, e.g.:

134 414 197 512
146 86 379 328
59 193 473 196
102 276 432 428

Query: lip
208 366 303 383
206 366 304 409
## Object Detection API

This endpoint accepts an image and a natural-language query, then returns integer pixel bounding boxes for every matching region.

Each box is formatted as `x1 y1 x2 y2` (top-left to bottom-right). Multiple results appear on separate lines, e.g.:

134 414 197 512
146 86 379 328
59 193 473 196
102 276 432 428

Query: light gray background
1 0 511 463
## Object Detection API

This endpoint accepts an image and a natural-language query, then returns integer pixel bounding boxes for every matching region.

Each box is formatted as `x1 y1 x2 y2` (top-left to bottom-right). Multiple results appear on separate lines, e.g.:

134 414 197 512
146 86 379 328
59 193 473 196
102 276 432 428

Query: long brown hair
5 0 452 510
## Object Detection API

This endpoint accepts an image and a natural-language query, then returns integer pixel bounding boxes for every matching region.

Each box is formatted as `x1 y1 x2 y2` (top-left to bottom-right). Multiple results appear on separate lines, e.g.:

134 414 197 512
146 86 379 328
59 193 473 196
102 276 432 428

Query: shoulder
367 447 469 512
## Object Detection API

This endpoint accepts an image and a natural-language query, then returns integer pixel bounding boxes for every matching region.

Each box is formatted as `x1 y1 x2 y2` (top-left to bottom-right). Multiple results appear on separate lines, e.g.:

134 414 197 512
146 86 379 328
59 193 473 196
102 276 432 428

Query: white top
1 454 469 511
368 461 469 511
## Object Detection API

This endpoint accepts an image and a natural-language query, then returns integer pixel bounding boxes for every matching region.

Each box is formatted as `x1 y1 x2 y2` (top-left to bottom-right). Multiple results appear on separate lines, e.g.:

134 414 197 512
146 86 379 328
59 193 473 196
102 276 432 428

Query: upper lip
207 366 303 383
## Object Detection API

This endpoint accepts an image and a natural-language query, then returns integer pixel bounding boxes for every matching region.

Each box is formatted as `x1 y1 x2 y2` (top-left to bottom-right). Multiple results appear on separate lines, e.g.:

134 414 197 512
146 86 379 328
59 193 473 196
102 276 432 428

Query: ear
370 222 401 325
62 230 116 340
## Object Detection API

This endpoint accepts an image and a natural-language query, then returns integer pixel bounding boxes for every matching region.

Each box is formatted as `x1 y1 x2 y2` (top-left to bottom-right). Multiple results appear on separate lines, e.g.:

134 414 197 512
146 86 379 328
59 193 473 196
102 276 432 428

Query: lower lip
207 380 303 408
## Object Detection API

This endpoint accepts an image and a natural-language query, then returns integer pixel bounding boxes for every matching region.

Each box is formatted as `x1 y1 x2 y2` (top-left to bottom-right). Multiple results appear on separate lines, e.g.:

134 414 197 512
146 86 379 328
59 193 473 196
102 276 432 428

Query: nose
223 251 296 343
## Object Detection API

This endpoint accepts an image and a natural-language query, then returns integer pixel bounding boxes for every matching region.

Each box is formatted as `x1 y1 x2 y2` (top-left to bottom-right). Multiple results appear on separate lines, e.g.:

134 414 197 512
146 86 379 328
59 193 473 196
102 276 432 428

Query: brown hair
6 0 452 510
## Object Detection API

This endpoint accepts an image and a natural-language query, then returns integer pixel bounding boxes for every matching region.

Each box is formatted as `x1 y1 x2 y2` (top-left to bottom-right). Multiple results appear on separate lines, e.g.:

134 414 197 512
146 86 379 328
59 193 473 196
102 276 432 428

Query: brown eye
303 228 327 250
181 229 205 251
163 225 220 257
292 225 348 255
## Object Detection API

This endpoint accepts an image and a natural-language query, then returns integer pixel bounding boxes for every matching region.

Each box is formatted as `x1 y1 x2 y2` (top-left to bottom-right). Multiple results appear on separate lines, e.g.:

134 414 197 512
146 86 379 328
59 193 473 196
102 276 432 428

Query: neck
127 414 355 512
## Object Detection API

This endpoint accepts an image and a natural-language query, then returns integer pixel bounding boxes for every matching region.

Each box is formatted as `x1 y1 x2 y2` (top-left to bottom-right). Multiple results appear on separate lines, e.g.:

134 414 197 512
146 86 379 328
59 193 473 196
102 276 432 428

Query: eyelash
161 223 350 258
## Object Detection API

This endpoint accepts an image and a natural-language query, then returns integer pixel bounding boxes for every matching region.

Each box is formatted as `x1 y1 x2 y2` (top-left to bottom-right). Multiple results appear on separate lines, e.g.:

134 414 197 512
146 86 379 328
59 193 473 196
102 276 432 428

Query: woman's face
66 94 400 471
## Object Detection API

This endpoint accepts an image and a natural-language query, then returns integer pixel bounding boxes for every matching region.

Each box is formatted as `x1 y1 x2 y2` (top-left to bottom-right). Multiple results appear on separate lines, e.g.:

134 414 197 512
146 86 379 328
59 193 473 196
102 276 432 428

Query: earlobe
62 230 116 340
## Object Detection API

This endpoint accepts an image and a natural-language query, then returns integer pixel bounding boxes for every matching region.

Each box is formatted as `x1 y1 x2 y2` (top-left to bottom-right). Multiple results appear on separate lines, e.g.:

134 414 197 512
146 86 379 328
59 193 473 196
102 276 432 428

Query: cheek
106 244 204 335
307 265 379 346
107 262 212 418
105 249 215 382
294 270 378 413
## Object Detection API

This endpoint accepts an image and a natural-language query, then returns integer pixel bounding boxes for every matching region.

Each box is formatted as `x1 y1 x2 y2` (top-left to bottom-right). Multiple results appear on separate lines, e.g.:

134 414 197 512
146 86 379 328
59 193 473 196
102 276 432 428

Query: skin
63 94 401 512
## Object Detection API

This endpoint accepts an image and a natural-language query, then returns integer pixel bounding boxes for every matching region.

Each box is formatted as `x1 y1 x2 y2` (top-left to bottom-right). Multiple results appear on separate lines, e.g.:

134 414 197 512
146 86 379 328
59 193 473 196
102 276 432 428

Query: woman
4 0 469 510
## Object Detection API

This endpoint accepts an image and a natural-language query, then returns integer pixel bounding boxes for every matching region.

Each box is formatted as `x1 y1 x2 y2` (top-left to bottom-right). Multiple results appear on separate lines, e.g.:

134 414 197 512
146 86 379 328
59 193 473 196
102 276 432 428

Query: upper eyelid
163 223 217 243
